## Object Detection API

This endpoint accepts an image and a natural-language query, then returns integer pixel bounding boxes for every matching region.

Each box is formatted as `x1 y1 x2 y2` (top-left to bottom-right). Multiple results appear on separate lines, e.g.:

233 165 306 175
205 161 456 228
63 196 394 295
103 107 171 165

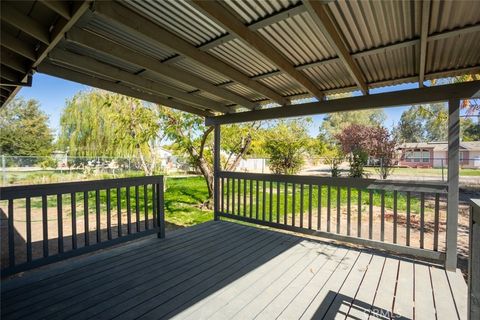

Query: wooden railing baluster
84 191 89 246
357 190 361 237
243 179 247 217
434 193 440 251
256 180 259 219
232 178 236 215
368 190 373 240
126 186 132 234
276 182 280 223
420 192 425 249
262 180 266 221
284 182 288 225
143 185 148 230
380 190 385 242
249 179 253 218
135 186 140 232
406 191 411 246
300 183 304 228
347 187 351 236
226 178 230 214
26 197 32 262
107 188 112 239
237 178 241 215
393 190 398 244
8 199 15 267
308 184 313 230
336 186 341 234
292 183 296 227
327 185 331 232
96 190 101 243
71 193 77 249
269 181 273 222
57 194 64 253
42 195 49 256
317 185 322 230
117 188 122 237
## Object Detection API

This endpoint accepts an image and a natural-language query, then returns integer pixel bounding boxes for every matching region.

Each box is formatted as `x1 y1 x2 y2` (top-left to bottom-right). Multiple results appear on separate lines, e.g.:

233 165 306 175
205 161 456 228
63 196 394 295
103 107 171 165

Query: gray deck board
0 221 467 320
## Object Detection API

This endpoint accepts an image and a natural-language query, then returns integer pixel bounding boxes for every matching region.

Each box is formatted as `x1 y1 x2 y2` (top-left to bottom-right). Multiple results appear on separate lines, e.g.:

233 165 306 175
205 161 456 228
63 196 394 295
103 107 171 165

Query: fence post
157 177 165 238
446 98 460 270
213 124 221 221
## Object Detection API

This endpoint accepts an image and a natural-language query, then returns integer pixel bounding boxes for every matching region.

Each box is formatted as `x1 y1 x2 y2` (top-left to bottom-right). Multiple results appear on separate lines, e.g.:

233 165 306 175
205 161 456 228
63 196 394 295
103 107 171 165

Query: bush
38 157 57 169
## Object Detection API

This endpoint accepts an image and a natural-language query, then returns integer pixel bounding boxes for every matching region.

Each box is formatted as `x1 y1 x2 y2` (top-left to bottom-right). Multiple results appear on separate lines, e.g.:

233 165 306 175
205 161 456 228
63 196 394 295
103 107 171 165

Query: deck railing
469 199 480 320
216 171 448 262
0 176 165 276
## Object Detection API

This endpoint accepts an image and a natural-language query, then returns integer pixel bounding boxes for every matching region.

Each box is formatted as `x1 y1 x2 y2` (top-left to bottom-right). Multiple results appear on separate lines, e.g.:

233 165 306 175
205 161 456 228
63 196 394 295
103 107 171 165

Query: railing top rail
0 175 164 200
217 171 447 194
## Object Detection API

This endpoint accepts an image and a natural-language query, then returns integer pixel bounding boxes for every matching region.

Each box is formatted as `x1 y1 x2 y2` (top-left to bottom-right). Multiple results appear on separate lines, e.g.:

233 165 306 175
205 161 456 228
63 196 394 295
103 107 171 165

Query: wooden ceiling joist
38 62 214 117
65 28 257 110
304 0 369 95
419 0 432 87
38 0 71 20
190 0 324 100
93 1 289 106
48 50 231 113
0 30 37 61
0 3 50 45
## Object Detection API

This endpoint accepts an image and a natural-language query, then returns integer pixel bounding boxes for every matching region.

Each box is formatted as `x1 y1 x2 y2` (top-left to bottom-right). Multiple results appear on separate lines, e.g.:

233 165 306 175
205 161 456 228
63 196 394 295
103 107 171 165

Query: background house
398 141 480 168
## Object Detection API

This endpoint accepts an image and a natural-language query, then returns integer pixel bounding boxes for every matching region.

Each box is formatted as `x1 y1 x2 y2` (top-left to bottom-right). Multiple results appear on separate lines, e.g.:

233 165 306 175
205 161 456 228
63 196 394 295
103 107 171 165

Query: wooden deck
1 221 467 320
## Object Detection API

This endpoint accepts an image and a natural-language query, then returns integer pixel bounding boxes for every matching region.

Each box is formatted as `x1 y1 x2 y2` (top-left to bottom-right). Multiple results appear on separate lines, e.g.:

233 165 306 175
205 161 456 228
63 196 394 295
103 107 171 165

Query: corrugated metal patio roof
1 0 479 116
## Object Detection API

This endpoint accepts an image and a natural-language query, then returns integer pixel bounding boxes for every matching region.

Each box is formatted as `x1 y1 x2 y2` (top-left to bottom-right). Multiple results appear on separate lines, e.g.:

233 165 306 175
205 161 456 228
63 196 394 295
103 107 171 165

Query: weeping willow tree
58 90 163 175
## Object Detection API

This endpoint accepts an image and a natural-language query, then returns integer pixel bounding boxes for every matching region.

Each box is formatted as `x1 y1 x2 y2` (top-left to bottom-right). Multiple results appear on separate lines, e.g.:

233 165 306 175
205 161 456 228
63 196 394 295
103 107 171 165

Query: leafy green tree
393 106 425 142
264 119 310 174
462 118 480 141
394 104 448 143
0 98 53 156
58 90 163 175
319 109 386 143
159 107 259 207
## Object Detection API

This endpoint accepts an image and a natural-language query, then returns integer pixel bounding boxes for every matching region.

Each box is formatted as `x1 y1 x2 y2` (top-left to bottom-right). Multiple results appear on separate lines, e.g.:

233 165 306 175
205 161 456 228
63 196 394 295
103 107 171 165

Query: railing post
157 177 165 238
446 98 460 270
469 200 480 320
214 124 221 221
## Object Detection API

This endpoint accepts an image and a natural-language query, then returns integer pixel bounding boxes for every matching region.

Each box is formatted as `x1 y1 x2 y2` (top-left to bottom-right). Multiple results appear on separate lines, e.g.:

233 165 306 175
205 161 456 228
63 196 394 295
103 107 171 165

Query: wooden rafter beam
39 0 71 20
65 28 257 110
0 65 22 82
0 3 50 44
206 80 480 125
93 1 289 105
0 30 37 61
190 0 324 100
38 62 215 117
419 0 432 87
304 0 368 94
1 49 28 73
48 50 231 113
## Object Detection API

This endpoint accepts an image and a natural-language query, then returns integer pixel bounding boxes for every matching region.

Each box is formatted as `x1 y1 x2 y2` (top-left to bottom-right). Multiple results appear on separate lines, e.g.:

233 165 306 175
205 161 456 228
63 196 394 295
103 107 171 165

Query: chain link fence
1 155 195 186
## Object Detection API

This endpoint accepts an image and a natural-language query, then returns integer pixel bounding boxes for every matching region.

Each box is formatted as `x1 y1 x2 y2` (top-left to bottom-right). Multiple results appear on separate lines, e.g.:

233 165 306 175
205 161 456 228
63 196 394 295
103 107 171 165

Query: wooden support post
157 178 165 239
469 200 480 320
214 124 221 221
446 98 460 270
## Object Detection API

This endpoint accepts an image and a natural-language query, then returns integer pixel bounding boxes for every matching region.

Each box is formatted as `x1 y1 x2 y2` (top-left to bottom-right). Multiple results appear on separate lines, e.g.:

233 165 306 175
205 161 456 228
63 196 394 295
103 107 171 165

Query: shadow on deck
0 221 467 320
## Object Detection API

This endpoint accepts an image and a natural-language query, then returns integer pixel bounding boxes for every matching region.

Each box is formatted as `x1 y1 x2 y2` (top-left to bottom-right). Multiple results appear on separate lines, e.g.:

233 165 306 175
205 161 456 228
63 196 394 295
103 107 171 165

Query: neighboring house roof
398 141 480 151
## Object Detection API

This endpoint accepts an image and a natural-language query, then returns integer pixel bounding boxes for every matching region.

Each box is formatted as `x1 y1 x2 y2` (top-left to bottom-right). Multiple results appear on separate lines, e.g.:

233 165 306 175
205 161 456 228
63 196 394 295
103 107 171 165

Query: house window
405 151 413 162
460 151 464 161
413 151 421 162
422 151 430 162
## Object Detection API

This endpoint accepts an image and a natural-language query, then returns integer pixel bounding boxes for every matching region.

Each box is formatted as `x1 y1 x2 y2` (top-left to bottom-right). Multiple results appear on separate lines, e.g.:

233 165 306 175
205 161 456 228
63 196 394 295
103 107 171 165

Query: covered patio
1 0 480 319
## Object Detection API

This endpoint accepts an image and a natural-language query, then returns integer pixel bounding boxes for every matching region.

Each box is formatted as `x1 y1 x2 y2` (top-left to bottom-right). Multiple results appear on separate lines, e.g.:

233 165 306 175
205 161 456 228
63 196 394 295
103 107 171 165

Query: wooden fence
216 171 448 262
0 176 164 276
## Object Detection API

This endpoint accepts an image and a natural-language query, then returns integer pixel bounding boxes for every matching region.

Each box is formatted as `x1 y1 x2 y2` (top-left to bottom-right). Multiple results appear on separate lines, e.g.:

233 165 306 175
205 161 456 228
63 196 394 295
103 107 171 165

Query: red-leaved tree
336 124 396 179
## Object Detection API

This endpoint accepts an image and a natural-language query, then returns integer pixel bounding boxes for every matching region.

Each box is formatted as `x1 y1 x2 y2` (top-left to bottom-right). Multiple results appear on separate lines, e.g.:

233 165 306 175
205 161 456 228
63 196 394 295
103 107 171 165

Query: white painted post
213 124 221 221
446 98 460 270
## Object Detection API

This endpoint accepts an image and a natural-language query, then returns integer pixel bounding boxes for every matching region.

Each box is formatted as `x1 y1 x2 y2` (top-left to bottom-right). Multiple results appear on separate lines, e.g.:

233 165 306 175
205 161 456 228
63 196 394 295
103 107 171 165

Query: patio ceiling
1 0 480 117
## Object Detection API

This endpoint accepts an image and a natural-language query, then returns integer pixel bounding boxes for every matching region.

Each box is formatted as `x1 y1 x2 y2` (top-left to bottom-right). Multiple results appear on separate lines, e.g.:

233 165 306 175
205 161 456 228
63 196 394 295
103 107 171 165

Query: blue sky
17 73 416 136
